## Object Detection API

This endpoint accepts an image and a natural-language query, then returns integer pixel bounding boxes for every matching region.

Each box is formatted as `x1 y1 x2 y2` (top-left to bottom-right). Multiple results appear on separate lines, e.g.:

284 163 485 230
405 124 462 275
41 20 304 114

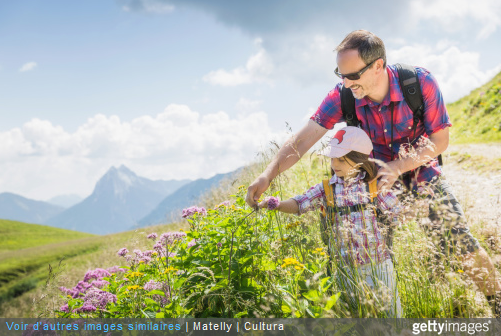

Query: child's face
331 156 359 179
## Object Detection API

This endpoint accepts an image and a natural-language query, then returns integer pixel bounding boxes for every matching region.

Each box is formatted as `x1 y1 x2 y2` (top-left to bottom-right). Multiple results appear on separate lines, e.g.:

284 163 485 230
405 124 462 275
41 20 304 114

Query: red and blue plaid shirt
292 172 400 266
311 65 451 186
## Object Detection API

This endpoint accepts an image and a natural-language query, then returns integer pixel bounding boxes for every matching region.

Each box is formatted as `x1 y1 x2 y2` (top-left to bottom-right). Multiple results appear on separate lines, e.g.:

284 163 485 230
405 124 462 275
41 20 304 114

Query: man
246 30 501 316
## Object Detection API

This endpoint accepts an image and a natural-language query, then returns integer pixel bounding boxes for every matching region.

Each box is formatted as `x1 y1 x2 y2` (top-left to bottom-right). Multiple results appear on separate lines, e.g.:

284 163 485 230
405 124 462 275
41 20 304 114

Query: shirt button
389 144 392 147
384 129 387 132
408 126 412 129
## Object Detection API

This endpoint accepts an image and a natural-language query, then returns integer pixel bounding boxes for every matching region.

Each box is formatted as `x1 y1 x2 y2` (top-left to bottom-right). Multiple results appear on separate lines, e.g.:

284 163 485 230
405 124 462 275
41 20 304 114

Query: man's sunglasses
334 58 379 81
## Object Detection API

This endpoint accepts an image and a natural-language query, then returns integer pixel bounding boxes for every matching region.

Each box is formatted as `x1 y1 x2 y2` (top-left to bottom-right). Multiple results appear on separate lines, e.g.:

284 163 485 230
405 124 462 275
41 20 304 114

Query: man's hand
246 175 271 209
374 160 401 195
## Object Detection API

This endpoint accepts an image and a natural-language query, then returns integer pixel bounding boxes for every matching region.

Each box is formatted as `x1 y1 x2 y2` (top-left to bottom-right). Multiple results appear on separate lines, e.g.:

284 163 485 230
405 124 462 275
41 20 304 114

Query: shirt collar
355 65 404 108
330 171 367 185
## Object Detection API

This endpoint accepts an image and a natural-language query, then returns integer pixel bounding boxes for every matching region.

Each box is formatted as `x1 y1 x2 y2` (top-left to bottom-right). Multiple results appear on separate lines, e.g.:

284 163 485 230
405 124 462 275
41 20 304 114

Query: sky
1 0 500 201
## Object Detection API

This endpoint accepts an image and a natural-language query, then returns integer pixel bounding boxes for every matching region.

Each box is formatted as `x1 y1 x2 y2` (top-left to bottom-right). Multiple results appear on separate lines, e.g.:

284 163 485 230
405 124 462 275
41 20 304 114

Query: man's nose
343 77 354 88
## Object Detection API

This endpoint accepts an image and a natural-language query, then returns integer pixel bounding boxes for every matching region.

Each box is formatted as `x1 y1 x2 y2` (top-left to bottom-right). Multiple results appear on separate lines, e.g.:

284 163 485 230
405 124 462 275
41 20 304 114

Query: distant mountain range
0 192 64 224
44 165 190 234
136 170 238 228
0 165 239 235
48 194 84 208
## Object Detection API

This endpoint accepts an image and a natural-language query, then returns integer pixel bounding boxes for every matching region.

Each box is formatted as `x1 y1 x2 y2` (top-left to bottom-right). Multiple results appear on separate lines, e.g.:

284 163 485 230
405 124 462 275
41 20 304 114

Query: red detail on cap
333 130 346 144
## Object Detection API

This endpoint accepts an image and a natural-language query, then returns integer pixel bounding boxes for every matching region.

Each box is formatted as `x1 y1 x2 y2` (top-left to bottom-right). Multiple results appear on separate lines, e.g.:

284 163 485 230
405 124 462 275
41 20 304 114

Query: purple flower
143 280 162 291
147 232 158 240
159 231 186 245
91 280 110 289
117 247 128 257
133 249 143 257
75 304 97 313
143 281 170 306
187 239 197 248
60 304 69 313
267 196 280 210
106 266 127 274
143 250 154 256
83 268 111 282
217 242 222 249
82 288 117 309
181 206 207 218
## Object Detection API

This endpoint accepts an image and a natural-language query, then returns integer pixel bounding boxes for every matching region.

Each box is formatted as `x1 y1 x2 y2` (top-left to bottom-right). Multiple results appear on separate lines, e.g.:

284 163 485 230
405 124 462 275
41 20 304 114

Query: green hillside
0 221 101 311
448 70 501 144
0 219 92 251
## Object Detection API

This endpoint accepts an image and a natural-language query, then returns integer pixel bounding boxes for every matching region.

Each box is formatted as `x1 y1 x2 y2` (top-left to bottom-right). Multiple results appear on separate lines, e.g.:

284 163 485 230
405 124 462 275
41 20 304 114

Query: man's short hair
335 30 387 68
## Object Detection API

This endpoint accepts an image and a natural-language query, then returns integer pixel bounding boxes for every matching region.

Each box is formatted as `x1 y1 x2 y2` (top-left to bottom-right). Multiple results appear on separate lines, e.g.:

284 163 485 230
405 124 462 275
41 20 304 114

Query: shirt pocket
394 115 414 141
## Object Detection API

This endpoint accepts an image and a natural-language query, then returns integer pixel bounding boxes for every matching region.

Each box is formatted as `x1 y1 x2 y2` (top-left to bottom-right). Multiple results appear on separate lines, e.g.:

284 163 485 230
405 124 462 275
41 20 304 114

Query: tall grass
43 145 496 318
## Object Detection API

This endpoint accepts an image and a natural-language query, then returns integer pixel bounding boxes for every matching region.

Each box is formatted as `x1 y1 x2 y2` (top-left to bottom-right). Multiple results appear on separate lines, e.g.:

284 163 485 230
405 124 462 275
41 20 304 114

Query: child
258 126 403 317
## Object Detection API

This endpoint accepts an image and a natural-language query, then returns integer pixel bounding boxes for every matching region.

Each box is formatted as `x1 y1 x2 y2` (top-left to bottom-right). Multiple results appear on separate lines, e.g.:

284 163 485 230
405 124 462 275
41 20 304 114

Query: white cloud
203 45 274 86
19 62 37 72
122 0 174 13
411 0 501 39
388 44 501 102
235 97 262 114
0 105 285 200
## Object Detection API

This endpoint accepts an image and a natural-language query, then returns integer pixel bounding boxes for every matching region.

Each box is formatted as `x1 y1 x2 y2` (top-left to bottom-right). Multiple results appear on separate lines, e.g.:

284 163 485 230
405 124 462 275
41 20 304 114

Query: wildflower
83 268 111 282
187 239 197 248
163 266 178 274
147 233 158 240
215 200 231 208
143 280 162 291
181 206 207 218
217 242 222 249
82 288 117 309
117 248 128 257
458 269 464 273
267 196 280 210
126 271 144 278
91 280 110 289
60 304 69 313
159 232 187 245
127 285 141 291
106 266 127 274
75 304 97 313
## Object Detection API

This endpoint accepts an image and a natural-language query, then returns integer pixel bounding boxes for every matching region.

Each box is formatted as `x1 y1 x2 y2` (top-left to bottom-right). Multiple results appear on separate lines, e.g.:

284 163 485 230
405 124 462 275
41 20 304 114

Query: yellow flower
163 266 178 274
320 252 326 256
294 266 302 270
458 269 464 273
127 285 141 291
315 248 323 252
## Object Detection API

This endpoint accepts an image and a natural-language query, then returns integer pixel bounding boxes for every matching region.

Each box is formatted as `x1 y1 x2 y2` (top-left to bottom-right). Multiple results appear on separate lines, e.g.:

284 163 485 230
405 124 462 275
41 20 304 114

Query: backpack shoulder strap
341 85 359 127
322 179 335 207
395 63 443 166
367 179 378 203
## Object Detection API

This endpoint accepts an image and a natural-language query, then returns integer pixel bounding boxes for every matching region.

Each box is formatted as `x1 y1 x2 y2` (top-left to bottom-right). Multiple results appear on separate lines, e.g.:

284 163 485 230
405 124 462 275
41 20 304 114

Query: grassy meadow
1 70 500 318
3 146 498 319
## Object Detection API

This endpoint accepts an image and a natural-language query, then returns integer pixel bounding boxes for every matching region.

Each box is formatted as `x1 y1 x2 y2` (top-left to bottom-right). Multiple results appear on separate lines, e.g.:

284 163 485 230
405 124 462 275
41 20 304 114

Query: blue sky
1 0 500 200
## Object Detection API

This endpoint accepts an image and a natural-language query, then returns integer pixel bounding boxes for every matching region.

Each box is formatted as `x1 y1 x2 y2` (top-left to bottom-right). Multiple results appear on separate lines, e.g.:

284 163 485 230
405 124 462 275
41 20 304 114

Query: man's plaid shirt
311 65 452 186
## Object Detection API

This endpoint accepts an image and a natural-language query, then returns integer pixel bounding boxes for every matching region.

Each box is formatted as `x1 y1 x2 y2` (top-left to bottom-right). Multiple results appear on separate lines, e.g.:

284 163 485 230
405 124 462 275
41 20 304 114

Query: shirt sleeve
291 182 326 215
309 83 344 130
417 67 452 135
375 190 401 227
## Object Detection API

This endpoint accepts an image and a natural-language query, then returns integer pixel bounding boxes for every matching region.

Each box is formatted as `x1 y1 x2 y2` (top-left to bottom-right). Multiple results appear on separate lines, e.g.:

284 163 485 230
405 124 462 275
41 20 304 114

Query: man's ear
375 59 385 73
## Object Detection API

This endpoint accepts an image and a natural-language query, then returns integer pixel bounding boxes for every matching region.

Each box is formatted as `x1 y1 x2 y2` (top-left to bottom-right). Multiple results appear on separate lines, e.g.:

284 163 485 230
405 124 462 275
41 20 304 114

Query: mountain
447 70 501 144
48 194 84 208
137 169 239 228
0 192 65 224
44 165 190 234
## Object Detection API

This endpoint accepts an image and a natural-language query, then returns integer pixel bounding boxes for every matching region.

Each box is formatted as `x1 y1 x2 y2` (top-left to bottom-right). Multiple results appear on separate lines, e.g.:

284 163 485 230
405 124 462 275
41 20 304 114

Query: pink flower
181 206 207 218
267 196 280 210
117 248 128 257
147 233 158 240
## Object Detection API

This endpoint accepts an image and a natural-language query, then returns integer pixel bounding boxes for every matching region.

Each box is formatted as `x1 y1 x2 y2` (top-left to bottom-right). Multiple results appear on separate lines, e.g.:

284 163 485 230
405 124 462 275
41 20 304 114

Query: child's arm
258 182 326 215
258 197 299 214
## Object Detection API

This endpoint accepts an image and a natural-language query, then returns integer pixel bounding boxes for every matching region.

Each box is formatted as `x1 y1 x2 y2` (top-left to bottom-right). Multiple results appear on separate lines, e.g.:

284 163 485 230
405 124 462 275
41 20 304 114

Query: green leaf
141 309 156 318
156 312 165 318
147 290 165 296
209 279 228 292
144 298 159 307
234 311 248 318
324 292 341 311
281 304 292 314
303 289 321 302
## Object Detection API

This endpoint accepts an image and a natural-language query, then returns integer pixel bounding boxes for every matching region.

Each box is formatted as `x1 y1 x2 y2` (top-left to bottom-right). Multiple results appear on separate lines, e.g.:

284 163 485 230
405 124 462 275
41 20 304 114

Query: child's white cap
319 126 373 158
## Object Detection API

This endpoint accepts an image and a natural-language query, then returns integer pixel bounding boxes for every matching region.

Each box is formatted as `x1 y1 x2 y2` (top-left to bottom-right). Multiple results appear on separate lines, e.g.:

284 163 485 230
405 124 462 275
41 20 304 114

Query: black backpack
340 63 443 166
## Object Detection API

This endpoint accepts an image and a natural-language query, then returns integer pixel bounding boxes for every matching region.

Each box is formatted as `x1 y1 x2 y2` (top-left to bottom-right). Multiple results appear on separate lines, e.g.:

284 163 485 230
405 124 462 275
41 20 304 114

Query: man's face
336 49 377 100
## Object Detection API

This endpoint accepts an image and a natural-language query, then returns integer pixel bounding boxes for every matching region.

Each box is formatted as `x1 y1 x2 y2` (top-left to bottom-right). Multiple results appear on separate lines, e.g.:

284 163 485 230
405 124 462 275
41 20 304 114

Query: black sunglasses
334 58 379 81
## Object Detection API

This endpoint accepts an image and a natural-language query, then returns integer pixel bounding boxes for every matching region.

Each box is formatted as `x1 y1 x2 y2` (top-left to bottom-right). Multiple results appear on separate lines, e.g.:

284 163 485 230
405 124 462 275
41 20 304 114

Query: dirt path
442 144 501 233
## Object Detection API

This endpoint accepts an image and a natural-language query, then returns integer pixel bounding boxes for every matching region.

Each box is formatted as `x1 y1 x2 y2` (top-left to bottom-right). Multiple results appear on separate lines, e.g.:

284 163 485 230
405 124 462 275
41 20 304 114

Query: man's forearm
396 129 449 174
260 137 303 181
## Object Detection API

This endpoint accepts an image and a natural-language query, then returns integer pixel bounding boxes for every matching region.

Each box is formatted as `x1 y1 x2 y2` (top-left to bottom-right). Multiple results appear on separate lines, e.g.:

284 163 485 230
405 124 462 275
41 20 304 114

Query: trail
442 144 501 231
